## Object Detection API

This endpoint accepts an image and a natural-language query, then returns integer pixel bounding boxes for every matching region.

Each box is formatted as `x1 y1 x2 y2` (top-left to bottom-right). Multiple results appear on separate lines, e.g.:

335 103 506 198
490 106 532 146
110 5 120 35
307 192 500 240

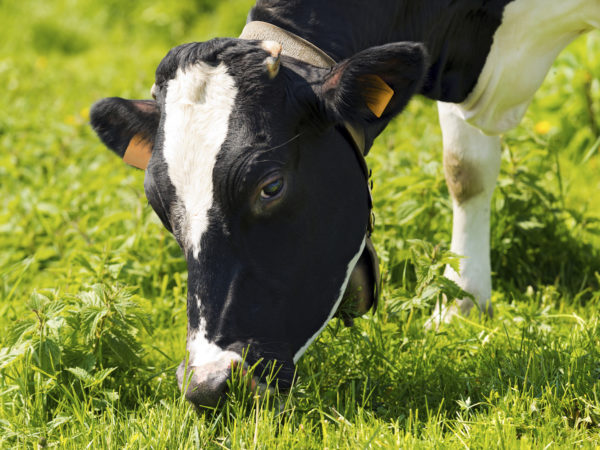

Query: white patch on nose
187 309 242 369
162 62 237 258
293 236 367 363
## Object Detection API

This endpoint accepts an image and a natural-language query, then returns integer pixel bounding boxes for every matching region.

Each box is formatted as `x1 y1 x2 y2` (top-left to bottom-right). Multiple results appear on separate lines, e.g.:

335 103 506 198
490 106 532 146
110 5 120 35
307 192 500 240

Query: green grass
1 1 599 447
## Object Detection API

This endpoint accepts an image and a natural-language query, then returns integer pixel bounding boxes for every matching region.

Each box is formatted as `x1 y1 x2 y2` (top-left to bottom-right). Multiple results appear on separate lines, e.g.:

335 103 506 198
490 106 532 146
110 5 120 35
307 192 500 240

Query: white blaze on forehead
162 62 237 258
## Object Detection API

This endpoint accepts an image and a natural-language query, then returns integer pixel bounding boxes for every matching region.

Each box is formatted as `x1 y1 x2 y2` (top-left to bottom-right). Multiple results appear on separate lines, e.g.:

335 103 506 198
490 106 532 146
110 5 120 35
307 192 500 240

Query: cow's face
91 38 425 407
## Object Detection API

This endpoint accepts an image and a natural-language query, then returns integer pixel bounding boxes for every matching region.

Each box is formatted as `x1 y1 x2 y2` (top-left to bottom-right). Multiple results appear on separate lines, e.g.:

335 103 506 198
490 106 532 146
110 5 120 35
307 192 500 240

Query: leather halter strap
240 21 374 234
241 21 337 68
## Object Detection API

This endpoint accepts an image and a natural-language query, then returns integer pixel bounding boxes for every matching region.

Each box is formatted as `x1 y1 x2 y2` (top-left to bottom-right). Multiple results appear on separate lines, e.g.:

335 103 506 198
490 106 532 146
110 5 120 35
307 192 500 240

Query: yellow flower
534 120 552 135
35 56 47 70
80 107 90 120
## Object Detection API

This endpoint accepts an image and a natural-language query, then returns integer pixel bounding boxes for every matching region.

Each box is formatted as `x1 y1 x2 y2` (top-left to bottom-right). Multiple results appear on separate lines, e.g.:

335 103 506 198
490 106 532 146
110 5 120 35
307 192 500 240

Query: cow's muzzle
176 357 287 408
177 359 234 408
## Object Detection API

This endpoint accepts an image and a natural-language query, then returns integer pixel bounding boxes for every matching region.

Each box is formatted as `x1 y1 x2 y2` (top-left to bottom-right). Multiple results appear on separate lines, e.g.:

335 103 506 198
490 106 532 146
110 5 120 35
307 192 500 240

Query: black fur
318 42 427 126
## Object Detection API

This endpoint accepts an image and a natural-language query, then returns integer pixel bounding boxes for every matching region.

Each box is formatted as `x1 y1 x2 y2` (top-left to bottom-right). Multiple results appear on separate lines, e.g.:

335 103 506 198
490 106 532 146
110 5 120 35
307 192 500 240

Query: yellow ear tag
123 135 152 170
363 75 394 118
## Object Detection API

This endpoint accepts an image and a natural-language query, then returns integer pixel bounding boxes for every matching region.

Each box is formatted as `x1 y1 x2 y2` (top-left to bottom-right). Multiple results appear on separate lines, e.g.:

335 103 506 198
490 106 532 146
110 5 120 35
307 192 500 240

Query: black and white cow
90 0 599 407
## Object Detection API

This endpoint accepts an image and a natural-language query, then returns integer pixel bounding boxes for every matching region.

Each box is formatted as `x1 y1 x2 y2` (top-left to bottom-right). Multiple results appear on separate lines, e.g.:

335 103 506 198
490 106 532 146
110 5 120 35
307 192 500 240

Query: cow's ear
318 42 427 125
90 97 160 170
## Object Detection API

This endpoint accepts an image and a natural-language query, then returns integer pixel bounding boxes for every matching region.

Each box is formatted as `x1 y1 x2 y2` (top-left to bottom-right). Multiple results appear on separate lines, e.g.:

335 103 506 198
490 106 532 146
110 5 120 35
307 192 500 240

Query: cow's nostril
177 361 232 408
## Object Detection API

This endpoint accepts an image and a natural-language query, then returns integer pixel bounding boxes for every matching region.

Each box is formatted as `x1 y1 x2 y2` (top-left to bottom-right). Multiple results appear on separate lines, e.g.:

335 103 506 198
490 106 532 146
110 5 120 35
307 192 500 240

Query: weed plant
1 0 599 447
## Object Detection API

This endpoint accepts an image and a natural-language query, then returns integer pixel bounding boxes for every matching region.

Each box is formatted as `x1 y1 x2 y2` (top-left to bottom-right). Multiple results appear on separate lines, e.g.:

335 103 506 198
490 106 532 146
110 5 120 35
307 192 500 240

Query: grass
1 0 599 447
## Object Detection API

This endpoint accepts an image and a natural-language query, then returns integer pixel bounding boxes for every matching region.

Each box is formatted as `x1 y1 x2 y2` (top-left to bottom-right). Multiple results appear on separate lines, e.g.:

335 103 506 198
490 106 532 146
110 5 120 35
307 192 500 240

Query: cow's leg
427 0 599 326
430 102 501 324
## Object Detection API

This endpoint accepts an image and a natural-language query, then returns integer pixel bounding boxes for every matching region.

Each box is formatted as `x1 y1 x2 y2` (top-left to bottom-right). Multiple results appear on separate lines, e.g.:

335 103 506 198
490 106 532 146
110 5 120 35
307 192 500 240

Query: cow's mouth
177 359 281 409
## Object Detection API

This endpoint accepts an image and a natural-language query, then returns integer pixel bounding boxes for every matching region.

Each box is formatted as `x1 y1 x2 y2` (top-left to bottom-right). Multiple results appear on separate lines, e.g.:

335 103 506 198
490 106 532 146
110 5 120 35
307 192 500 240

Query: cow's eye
260 177 284 199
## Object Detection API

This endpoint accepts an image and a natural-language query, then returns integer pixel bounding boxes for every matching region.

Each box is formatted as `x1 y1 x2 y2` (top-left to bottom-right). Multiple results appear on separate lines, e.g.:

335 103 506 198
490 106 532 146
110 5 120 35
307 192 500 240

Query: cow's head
90 37 426 407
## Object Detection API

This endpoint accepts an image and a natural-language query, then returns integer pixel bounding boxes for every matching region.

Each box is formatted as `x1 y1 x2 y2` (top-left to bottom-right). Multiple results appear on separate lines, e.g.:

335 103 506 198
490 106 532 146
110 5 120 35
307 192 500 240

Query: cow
90 0 599 407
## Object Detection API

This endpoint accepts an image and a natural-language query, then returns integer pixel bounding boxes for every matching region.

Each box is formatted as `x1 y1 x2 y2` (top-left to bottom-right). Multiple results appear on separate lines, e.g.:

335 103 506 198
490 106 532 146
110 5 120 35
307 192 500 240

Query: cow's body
90 0 600 407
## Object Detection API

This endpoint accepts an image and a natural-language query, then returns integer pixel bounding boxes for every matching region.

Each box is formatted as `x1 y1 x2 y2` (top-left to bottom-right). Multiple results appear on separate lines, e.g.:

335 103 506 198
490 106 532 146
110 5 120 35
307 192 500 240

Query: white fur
456 0 598 135
162 62 237 258
293 237 366 363
430 103 501 325
187 303 242 368
162 63 239 368
433 0 599 324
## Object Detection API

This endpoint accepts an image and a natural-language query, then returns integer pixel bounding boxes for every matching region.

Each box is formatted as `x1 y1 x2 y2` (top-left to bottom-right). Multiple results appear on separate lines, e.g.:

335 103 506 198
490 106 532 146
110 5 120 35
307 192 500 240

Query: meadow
1 0 599 447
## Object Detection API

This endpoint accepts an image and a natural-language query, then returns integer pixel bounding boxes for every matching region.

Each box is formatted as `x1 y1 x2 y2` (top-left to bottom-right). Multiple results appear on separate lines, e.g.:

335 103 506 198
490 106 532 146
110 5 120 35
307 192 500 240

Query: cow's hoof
425 296 493 329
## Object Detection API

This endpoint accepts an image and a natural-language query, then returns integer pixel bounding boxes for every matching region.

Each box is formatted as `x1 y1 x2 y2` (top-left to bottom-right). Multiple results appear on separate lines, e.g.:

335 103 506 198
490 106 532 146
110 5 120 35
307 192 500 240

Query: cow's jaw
292 236 366 363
